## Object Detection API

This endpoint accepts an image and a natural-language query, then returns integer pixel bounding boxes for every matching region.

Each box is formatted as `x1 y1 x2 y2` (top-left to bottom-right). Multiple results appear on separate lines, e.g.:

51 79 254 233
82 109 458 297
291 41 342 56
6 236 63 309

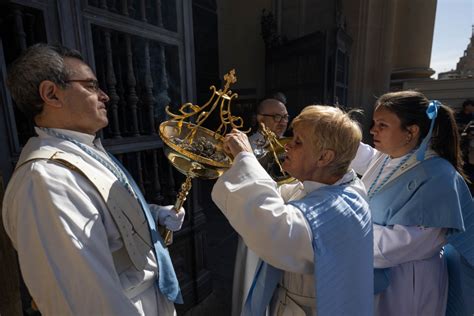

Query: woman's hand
223 129 253 157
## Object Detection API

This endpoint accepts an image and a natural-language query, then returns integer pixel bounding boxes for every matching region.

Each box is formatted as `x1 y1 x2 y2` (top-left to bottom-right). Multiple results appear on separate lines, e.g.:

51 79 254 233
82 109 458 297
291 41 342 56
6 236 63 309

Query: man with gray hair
232 93 290 316
2 43 184 315
249 93 289 151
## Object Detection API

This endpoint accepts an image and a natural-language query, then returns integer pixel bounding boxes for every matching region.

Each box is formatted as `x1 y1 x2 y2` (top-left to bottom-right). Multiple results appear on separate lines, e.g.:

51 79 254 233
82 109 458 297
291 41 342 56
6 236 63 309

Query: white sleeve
278 181 304 202
373 224 447 268
211 152 314 274
2 161 139 316
350 142 379 175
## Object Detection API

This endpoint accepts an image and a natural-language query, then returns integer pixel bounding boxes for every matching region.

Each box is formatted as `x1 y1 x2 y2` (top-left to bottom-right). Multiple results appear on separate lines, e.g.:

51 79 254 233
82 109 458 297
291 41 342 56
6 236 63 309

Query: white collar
301 169 357 195
35 127 104 150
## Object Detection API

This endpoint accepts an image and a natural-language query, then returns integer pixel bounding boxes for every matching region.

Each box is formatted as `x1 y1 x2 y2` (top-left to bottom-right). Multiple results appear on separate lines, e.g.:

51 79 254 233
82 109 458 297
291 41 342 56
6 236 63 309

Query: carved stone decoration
134 151 146 193
114 51 129 135
152 44 171 127
142 40 156 135
155 0 163 27
121 0 129 16
12 7 27 52
139 0 147 22
104 30 121 138
128 1 135 18
150 149 164 203
24 12 37 45
88 0 175 31
109 0 118 13
125 34 140 136
99 0 108 10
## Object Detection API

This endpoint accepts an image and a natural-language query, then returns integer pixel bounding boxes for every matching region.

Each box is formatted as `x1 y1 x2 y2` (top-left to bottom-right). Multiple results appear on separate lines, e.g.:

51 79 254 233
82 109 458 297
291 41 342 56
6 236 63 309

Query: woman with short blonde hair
213 105 373 315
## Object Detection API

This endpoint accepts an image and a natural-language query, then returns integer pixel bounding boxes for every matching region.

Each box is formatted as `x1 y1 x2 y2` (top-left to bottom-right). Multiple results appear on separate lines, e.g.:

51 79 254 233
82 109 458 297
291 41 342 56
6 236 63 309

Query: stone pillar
343 0 397 139
390 0 436 85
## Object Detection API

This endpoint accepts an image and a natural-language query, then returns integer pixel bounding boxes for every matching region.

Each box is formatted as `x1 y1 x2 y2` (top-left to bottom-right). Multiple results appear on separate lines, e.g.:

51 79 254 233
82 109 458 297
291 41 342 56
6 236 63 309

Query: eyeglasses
258 113 290 123
66 79 101 93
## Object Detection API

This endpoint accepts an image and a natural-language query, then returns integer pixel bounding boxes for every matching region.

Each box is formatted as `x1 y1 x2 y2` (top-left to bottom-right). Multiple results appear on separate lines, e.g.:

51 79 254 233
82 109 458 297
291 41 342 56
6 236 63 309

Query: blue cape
244 185 374 315
370 157 473 315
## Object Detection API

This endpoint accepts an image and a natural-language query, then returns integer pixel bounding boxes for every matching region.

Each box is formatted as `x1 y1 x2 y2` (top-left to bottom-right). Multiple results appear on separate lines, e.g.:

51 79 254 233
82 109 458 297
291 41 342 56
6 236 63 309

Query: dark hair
462 99 474 109
376 90 466 180
6 43 84 118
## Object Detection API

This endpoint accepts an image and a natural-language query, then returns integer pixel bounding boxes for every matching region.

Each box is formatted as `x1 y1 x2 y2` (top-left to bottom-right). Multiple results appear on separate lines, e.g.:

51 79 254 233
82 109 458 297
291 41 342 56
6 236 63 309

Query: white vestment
2 127 176 316
351 143 448 316
213 152 367 315
232 131 267 316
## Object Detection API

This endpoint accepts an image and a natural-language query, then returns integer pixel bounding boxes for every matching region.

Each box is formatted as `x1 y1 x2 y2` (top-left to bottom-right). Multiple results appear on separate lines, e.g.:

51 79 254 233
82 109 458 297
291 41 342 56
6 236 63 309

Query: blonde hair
291 105 362 176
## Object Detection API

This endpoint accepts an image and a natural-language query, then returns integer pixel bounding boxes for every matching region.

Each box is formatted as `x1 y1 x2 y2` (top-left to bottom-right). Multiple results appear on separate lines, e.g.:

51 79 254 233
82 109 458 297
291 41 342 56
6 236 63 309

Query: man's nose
99 89 110 102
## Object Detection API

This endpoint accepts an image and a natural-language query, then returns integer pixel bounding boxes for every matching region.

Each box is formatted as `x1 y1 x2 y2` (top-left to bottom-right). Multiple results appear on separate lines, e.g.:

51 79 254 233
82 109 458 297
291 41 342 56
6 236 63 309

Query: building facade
439 26 474 80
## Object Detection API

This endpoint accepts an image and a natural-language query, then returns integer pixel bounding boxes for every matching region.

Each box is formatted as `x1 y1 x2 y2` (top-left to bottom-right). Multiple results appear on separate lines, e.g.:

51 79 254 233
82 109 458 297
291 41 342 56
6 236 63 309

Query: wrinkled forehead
259 99 287 114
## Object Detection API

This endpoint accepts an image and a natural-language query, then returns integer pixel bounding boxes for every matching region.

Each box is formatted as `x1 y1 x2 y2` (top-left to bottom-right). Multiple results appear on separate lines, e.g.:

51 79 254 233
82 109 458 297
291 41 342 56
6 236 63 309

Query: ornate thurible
158 69 246 245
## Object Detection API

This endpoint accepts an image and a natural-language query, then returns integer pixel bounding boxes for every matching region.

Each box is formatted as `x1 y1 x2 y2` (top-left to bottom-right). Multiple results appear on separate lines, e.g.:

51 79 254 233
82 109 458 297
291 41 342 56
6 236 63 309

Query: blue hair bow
416 100 441 161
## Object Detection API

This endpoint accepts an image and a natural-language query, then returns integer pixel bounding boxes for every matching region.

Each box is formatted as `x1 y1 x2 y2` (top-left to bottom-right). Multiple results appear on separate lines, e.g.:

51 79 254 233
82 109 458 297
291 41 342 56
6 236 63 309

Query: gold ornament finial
259 123 287 176
164 69 248 143
222 69 237 94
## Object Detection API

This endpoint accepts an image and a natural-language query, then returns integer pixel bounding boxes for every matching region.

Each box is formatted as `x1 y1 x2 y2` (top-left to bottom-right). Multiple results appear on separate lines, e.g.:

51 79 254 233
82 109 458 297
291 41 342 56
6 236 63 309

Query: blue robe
243 184 374 315
370 157 473 315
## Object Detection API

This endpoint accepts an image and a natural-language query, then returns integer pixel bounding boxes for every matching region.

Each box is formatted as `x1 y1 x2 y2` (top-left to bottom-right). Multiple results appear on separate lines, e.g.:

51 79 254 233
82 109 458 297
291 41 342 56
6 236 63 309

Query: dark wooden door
0 38 22 316
265 32 328 118
265 28 352 115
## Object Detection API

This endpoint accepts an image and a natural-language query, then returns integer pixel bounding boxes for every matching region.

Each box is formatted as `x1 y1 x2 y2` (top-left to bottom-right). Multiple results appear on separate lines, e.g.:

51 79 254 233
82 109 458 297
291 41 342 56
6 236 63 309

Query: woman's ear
406 124 420 140
39 80 62 108
317 149 335 167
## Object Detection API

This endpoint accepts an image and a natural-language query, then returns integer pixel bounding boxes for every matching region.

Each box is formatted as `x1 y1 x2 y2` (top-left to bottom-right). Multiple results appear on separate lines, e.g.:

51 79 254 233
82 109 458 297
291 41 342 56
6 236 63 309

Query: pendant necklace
367 151 415 200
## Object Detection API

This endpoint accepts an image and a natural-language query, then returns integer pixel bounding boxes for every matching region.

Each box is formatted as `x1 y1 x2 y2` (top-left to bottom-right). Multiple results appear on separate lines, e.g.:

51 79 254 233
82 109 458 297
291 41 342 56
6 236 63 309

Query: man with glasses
249 94 290 152
2 44 184 315
232 93 290 316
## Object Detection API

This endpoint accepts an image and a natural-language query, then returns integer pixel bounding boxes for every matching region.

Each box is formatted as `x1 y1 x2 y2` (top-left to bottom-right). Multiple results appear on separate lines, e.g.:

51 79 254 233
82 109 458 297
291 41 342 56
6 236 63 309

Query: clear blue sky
430 0 473 77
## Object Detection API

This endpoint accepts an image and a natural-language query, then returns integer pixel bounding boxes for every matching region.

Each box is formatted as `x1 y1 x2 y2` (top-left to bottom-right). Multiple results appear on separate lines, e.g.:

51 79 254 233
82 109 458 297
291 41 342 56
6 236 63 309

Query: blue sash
110 155 183 304
243 260 282 315
243 185 374 315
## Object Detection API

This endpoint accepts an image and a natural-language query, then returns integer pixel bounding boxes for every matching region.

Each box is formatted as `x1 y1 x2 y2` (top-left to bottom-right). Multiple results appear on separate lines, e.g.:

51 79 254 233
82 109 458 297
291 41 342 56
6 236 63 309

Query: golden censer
158 69 246 245
159 69 294 245
256 123 295 185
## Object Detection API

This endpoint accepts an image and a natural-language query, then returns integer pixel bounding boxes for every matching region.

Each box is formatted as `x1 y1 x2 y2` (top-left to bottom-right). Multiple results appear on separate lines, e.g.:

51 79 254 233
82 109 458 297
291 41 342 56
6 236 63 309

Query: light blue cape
370 157 473 315
243 185 374 315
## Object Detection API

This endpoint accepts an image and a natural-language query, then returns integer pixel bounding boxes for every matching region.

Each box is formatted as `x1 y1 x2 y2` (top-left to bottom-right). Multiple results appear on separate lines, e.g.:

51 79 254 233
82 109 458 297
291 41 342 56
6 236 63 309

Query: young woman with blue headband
351 90 473 315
